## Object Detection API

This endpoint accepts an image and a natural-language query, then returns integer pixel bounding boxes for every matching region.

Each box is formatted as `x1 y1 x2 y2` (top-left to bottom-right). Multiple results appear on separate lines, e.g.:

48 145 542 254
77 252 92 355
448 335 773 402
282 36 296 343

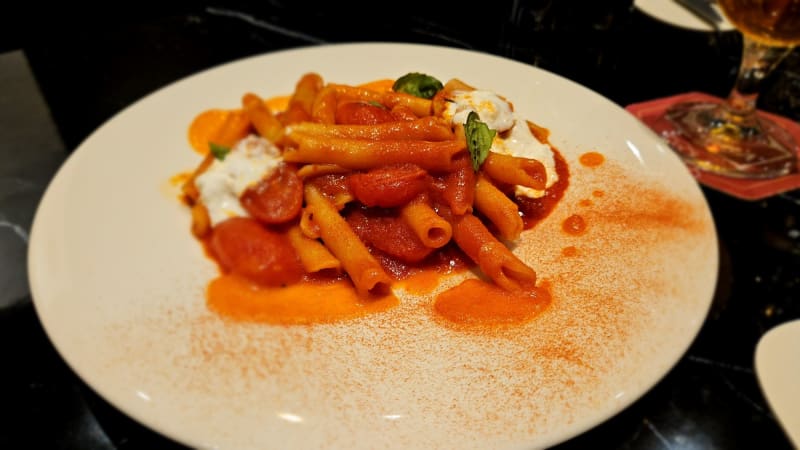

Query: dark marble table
1 1 799 449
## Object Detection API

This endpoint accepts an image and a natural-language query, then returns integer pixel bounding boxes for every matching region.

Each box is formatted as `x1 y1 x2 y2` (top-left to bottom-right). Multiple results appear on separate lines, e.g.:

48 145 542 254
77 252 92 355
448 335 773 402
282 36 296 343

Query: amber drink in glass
665 0 800 178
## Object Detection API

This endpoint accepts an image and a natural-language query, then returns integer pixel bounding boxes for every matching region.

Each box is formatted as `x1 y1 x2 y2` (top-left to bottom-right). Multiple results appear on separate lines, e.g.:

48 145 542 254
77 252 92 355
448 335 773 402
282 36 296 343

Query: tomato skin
210 217 303 286
431 154 475 215
335 101 396 125
346 208 434 263
240 164 303 224
348 164 428 207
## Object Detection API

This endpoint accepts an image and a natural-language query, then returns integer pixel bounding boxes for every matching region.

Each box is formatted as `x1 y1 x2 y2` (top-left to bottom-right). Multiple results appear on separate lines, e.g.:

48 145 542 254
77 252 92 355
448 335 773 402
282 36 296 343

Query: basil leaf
464 111 495 171
392 72 444 99
209 142 231 161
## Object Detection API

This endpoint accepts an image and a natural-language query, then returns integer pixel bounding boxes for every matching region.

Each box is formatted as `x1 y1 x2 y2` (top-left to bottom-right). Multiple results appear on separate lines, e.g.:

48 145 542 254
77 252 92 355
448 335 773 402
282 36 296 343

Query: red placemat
626 92 800 201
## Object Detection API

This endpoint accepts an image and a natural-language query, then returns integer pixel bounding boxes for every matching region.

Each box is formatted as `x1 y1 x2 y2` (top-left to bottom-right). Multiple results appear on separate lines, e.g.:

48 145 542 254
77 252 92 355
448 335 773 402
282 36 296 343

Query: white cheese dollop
445 90 516 132
195 135 283 226
444 89 558 198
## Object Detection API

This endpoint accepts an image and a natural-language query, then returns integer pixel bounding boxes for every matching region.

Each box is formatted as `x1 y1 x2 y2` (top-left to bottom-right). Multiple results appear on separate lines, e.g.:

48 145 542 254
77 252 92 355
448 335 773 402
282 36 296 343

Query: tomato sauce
562 214 587 235
433 279 552 327
518 148 569 229
188 109 252 154
207 275 398 325
373 243 470 281
579 151 605 167
561 245 578 257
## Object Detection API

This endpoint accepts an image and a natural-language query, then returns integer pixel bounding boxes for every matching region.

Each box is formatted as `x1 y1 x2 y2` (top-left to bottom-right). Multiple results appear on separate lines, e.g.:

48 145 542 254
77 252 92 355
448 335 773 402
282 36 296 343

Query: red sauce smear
434 279 551 326
579 151 605 167
518 148 570 229
204 238 466 325
207 275 398 325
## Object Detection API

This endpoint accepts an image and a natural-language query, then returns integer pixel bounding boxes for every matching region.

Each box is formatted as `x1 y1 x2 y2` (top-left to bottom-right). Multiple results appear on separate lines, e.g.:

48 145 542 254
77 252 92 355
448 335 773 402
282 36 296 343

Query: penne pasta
482 152 546 191
474 174 523 241
300 207 321 240
286 116 454 141
284 133 465 171
279 72 324 125
356 78 395 92
296 163 350 179
304 185 392 296
451 213 537 292
242 92 284 144
213 109 252 148
389 104 420 121
382 91 433 117
400 202 452 249
190 203 212 238
311 85 338 124
182 153 215 203
287 226 342 273
328 83 385 104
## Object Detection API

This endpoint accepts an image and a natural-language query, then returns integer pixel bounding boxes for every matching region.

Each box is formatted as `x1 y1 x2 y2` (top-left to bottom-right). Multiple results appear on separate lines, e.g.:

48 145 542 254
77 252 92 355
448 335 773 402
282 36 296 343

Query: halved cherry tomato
348 163 428 207
335 101 396 125
432 154 475 215
346 208 434 263
240 164 303 224
210 217 303 286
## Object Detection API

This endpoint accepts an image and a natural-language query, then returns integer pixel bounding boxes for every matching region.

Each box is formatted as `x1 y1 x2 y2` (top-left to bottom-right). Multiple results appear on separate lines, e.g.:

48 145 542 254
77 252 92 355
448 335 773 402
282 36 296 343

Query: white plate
755 319 800 448
635 0 734 31
28 42 719 450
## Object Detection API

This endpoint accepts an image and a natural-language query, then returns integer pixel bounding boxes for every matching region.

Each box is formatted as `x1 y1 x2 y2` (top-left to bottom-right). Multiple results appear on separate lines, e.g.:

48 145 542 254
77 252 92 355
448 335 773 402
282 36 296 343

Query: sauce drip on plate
434 279 552 326
207 275 398 324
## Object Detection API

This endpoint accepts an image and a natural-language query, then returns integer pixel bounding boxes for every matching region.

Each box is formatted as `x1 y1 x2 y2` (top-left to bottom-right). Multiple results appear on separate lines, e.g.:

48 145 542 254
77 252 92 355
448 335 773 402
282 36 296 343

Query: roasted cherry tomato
335 101 396 125
348 163 428 207
240 164 303 224
432 154 475 215
210 217 303 286
346 208 434 263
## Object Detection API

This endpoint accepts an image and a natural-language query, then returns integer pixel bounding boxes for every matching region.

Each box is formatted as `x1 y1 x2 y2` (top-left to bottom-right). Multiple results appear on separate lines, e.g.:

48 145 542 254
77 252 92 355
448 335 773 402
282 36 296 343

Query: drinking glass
664 0 800 179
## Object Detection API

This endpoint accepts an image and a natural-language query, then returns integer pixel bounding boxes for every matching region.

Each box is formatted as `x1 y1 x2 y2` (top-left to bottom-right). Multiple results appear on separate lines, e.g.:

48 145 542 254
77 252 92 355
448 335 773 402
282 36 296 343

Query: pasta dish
179 72 569 326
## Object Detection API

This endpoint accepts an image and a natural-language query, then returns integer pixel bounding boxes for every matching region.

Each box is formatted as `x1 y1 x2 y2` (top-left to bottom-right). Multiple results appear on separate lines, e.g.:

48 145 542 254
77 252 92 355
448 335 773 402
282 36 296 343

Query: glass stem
726 35 793 118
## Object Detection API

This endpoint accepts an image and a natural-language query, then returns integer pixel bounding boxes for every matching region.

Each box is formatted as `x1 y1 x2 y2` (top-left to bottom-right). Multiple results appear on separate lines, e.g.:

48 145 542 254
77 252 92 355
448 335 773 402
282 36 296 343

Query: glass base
664 101 798 179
